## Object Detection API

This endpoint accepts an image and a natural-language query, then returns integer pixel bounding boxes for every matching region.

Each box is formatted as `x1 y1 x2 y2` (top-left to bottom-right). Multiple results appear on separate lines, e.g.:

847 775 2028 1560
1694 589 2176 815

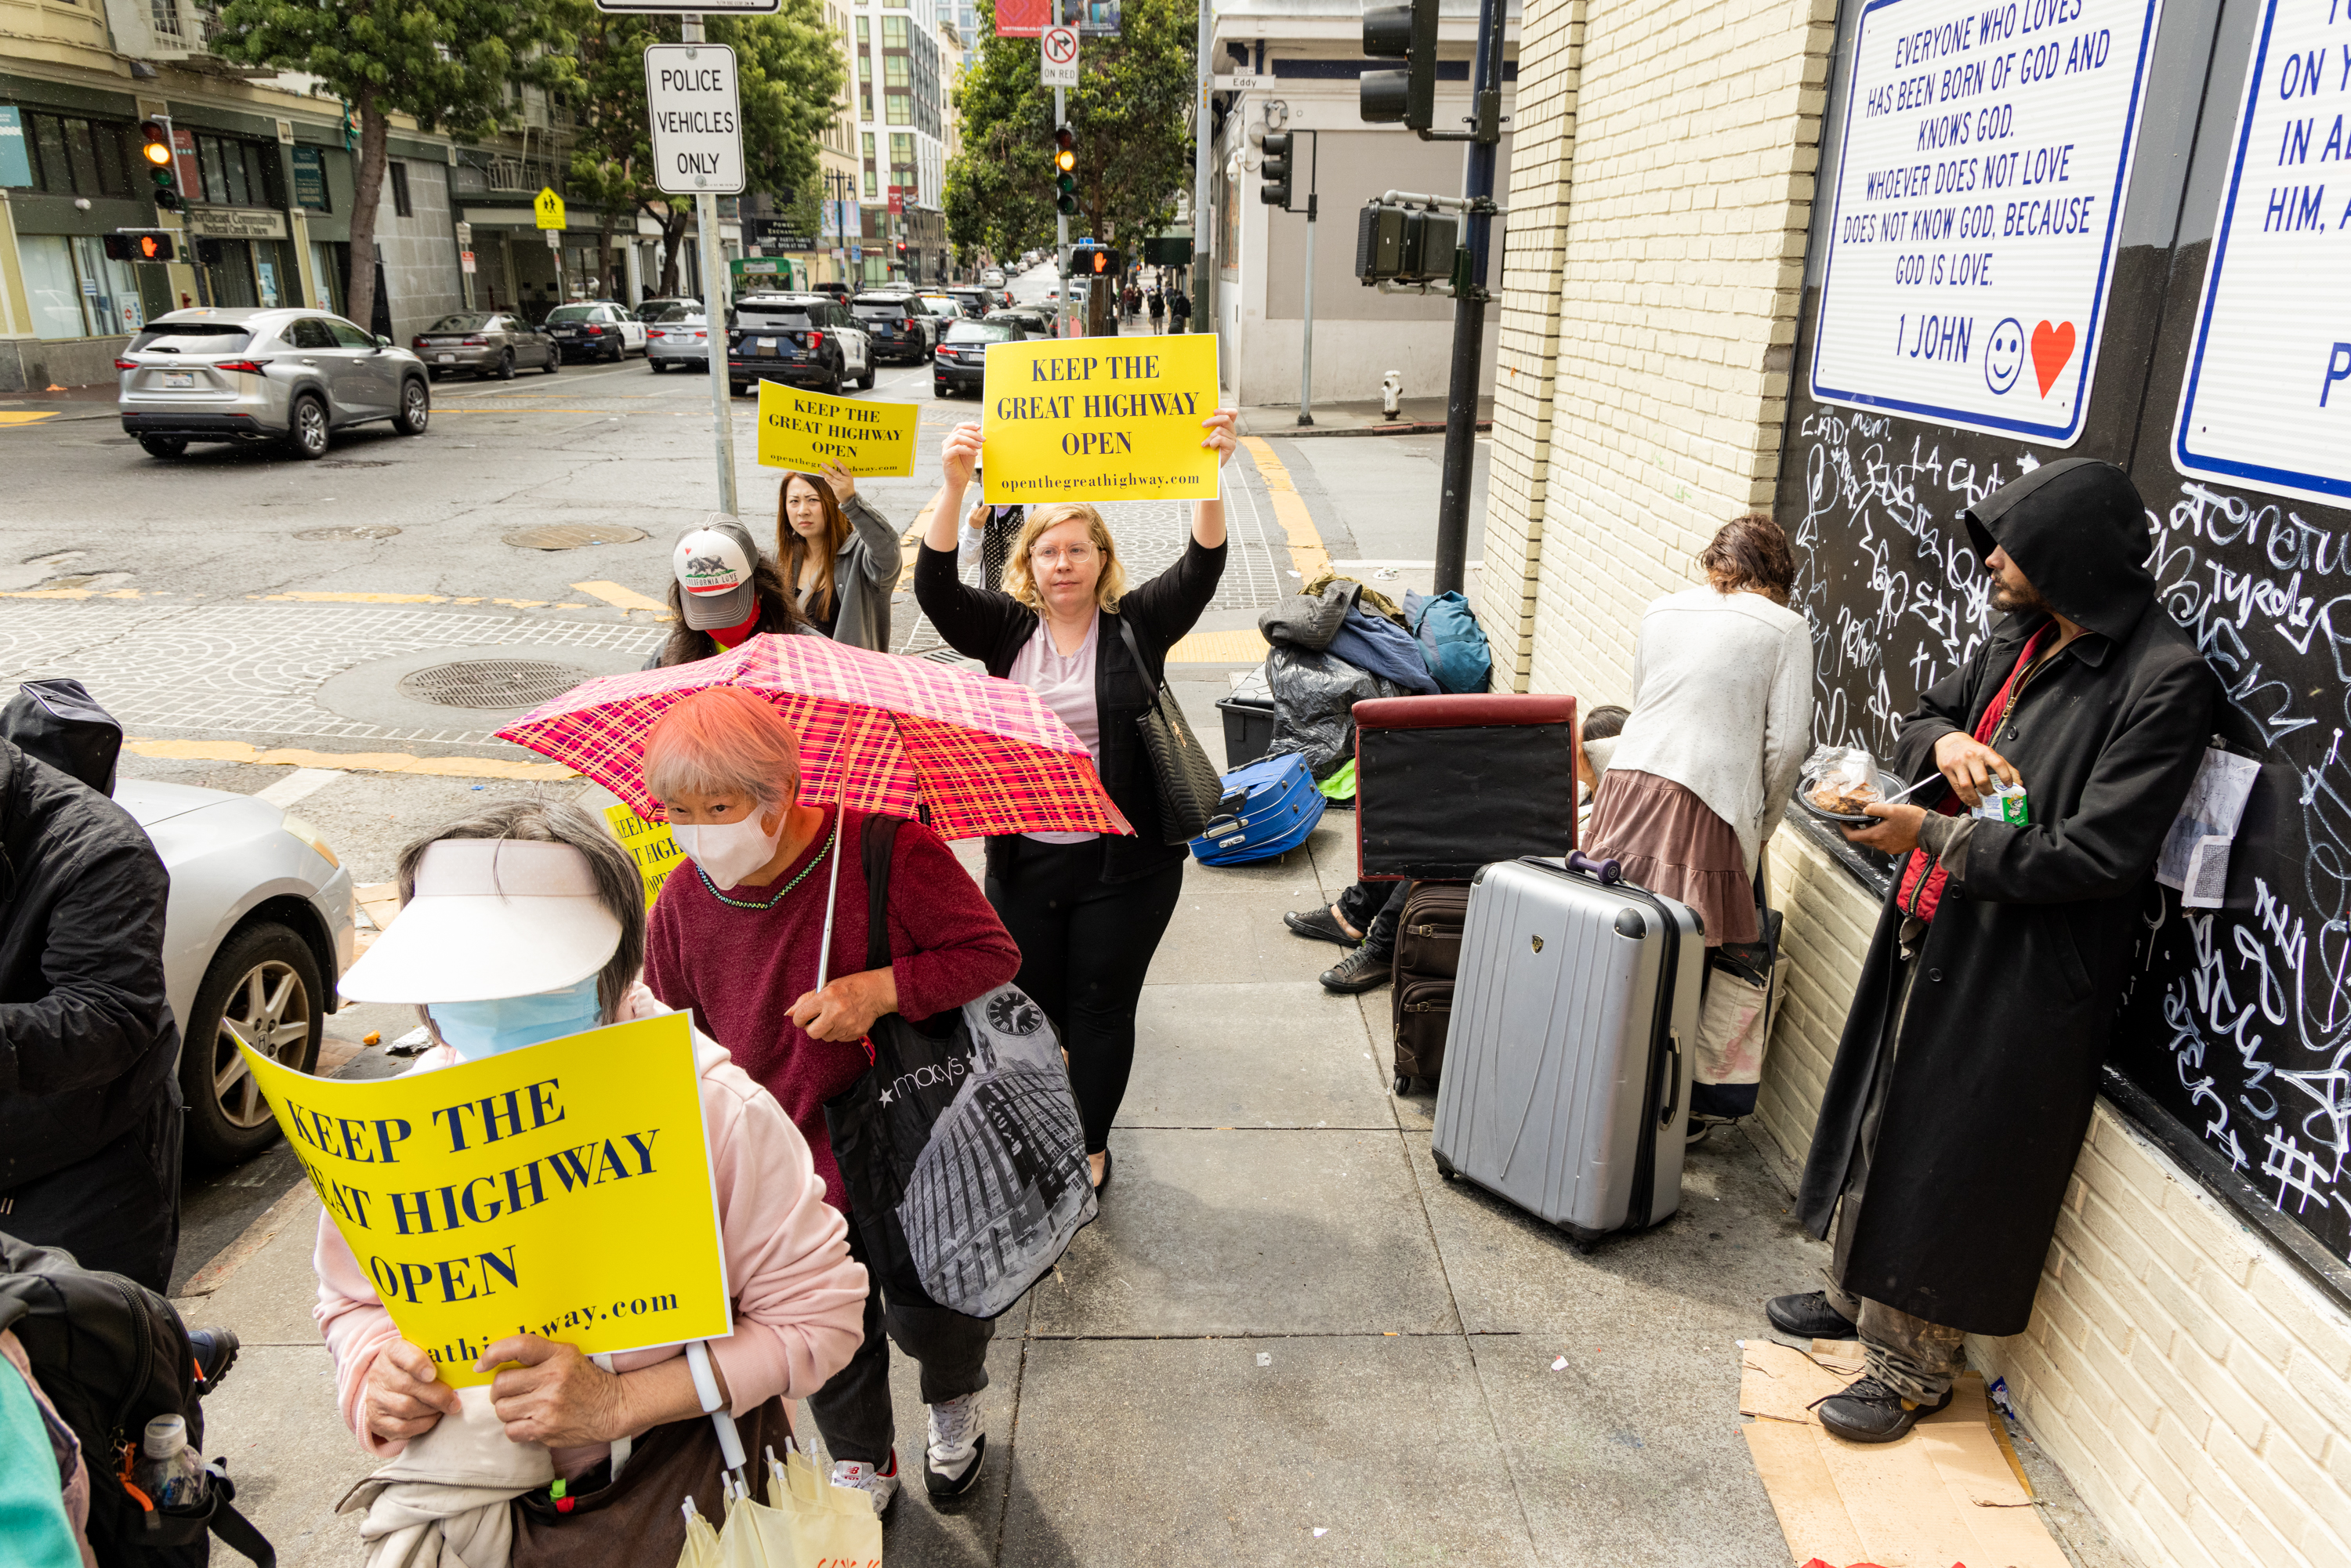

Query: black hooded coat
1794 459 2219 1334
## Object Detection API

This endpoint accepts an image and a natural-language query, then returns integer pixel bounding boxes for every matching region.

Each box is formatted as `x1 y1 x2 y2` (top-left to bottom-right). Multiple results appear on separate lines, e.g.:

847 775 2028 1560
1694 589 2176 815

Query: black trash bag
1262 645 1404 781
1 679 124 795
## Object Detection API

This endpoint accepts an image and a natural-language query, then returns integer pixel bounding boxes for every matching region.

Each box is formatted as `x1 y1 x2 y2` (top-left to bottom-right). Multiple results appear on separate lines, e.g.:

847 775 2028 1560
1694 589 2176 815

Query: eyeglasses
1031 544 1096 566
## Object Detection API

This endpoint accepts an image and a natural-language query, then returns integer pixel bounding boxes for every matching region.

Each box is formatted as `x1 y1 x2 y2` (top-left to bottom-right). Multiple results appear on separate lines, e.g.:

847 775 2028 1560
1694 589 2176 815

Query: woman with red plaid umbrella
915 412 1239 1197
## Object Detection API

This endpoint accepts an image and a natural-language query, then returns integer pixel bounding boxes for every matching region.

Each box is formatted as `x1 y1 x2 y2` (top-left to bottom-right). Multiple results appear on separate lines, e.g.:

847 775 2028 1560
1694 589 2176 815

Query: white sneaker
924 1392 987 1497
828 1452 900 1515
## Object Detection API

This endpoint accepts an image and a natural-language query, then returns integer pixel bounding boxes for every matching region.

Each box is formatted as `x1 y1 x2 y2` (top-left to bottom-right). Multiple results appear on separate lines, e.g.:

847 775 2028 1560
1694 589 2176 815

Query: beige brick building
1475 0 2351 1563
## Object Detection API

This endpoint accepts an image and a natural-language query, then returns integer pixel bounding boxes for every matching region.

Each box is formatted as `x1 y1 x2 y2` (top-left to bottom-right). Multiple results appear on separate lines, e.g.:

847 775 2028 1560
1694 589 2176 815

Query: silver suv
117 306 432 461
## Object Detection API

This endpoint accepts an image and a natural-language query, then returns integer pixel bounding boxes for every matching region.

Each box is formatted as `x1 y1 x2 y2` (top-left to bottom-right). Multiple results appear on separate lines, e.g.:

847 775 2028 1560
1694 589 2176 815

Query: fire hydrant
1380 371 1404 421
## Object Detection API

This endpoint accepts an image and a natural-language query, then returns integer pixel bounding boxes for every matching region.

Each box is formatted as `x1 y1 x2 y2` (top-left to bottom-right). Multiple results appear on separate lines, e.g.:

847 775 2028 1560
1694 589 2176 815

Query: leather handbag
1115 615 1225 843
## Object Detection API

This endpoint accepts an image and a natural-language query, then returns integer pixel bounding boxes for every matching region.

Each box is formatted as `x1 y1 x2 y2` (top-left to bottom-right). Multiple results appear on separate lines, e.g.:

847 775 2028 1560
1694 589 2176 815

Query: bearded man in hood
1765 458 2219 1443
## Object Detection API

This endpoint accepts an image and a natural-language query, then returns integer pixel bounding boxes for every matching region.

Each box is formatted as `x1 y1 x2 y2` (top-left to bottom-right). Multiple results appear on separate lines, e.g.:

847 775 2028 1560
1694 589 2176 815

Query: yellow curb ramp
1167 628 1270 664
126 738 577 780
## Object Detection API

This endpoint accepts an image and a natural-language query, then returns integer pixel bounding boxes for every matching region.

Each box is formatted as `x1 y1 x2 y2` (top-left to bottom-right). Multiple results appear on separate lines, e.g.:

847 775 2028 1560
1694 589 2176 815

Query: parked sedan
647 312 714 373
411 312 558 382
118 306 431 461
985 306 1054 341
635 296 700 323
544 301 647 362
850 292 938 364
116 777 355 1165
729 293 874 396
933 318 1020 397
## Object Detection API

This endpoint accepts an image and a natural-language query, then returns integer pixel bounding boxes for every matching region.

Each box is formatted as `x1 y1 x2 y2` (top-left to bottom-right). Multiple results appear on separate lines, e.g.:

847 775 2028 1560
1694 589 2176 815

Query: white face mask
672 809 783 889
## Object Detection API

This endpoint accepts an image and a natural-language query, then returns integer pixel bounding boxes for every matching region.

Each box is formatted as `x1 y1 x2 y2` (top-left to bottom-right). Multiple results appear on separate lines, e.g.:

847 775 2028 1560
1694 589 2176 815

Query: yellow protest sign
236 1011 730 1387
755 382 918 476
980 335 1221 504
534 186 566 230
603 801 683 910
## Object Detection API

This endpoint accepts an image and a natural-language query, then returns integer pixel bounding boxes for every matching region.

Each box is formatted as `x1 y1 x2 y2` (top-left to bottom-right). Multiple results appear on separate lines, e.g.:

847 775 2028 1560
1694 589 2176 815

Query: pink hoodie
312 984 869 1478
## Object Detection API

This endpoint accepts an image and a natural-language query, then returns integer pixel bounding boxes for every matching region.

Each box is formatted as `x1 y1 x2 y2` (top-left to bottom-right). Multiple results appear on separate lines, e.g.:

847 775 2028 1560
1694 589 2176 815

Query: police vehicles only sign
644 43 744 196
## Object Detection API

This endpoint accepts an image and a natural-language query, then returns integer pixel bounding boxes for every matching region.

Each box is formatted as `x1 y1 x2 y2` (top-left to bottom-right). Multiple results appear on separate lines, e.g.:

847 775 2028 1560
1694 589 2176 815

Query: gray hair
393 798 647 1023
640 686 802 815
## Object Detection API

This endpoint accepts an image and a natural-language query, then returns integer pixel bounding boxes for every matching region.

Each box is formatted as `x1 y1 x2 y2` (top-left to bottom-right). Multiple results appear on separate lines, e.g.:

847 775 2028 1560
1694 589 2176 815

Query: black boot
189 1327 241 1393
1813 1374 1952 1443
1320 943 1393 994
1765 1290 1857 1339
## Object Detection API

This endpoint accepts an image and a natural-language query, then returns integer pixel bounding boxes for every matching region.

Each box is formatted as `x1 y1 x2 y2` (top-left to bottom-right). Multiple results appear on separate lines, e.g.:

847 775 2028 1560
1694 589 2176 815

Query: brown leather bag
1389 883 1469 1092
509 1397 795 1568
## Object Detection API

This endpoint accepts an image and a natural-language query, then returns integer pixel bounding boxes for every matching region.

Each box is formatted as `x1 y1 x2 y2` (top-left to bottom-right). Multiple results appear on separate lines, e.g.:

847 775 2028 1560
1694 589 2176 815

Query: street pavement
0 275 2128 1566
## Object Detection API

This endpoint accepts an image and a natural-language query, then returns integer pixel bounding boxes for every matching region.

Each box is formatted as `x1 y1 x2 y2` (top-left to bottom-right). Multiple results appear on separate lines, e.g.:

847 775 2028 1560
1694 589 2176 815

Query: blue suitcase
1190 752 1326 865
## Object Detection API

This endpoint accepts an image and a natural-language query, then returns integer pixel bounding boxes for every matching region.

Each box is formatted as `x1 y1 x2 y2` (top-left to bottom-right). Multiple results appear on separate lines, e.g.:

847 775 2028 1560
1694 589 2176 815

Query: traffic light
1360 0 1439 132
103 231 176 263
1260 133 1293 208
1086 246 1110 277
1052 125 1078 216
138 119 182 212
1353 201 1457 285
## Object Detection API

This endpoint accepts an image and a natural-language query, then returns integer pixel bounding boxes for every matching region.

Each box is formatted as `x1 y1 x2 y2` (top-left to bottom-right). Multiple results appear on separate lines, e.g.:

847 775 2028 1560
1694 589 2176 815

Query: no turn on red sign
643 43 744 195
1040 25 1078 87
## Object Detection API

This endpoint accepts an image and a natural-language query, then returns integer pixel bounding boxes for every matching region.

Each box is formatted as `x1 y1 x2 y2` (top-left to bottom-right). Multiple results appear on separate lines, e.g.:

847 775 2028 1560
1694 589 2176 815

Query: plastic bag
1262 646 1403 781
1798 744 1882 816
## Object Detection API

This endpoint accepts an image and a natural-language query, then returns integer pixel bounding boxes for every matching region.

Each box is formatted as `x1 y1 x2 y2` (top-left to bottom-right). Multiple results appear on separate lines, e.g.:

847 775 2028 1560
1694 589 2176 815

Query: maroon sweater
645 805 1020 1211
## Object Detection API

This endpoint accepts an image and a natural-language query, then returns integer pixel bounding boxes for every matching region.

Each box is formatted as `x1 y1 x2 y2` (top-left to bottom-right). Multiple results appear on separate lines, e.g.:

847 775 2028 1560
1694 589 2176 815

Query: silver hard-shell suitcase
1429 853 1703 1243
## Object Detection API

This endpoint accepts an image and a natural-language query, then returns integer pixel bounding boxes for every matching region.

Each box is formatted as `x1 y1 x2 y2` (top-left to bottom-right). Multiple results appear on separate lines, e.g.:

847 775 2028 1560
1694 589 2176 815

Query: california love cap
671 516 762 630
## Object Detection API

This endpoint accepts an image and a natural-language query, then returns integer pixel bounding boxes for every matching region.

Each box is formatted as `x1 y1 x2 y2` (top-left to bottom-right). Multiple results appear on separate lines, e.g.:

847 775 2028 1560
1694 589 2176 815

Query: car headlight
281 813 341 868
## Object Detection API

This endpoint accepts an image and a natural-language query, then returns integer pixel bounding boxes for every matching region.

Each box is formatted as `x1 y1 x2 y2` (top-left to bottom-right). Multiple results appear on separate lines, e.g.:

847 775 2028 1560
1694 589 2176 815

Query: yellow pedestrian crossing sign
534 186 566 230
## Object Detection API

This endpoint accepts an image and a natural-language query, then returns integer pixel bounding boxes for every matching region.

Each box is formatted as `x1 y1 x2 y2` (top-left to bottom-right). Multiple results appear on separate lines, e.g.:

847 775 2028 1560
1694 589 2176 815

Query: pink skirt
1584 769 1757 947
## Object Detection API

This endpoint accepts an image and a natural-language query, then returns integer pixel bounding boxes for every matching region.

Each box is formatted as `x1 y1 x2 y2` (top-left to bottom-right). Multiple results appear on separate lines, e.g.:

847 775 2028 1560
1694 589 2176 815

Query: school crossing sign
1808 0 2164 445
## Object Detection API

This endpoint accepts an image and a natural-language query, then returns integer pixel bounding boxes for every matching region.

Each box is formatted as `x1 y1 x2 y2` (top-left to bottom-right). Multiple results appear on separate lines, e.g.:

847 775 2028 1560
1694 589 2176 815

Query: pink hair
643 686 803 811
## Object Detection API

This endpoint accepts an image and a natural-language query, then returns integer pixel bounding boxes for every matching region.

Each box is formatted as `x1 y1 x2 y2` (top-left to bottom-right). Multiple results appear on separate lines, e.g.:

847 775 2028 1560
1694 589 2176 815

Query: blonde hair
1000 502 1127 613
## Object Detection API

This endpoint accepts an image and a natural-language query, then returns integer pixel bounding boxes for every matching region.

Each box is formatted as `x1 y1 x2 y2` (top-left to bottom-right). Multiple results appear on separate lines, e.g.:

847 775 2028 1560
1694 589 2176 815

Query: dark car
985 307 1054 341
411 312 559 381
943 287 992 318
543 301 646 363
850 291 938 364
933 319 1021 397
728 293 874 397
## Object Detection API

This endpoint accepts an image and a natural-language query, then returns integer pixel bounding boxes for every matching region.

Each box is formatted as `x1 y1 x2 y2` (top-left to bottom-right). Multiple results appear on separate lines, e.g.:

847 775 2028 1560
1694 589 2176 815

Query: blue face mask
427 976 604 1061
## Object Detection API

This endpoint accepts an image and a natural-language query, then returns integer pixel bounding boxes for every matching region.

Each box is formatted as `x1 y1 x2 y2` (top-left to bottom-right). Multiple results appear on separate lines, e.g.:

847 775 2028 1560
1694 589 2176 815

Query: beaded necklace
694 810 837 911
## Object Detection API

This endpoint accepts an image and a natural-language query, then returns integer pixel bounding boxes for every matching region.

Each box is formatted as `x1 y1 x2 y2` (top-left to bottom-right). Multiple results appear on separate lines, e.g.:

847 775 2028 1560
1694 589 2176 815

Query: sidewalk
1238 395 1492 439
169 781 2125 1567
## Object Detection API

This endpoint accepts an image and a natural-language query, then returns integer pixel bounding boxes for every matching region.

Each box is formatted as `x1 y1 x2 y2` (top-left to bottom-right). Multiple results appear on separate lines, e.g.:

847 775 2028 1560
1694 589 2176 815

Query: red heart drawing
2030 320 2076 398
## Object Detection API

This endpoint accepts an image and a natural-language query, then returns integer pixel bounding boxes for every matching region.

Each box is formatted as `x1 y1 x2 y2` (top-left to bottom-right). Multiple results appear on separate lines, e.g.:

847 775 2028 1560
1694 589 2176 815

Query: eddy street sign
643 43 744 196
1041 25 1079 87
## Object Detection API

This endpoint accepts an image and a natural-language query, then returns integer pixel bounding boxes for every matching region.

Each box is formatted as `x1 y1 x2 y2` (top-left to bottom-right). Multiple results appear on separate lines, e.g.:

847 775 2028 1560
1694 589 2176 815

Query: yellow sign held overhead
534 186 567 230
755 382 918 476
980 335 1222 504
234 1010 730 1387
603 801 683 910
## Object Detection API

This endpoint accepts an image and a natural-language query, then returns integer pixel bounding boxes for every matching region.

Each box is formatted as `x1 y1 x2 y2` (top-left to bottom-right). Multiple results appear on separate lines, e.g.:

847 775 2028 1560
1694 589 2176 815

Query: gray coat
804 492 904 652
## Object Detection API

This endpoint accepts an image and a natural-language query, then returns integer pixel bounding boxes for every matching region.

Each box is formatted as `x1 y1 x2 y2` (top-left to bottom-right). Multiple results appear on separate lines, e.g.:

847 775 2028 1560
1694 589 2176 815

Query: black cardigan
913 537 1226 882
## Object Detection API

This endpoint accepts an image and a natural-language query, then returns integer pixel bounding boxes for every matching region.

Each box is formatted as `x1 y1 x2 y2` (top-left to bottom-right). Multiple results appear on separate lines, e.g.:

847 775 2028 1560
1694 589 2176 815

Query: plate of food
1799 773 1882 827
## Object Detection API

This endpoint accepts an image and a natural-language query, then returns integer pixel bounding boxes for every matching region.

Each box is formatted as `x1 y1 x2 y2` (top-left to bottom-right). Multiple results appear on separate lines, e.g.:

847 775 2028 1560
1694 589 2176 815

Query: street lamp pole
1053 0 1070 337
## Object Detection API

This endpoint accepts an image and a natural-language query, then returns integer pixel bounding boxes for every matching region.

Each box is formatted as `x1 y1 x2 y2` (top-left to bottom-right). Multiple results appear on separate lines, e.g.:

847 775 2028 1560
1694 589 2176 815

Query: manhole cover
503 523 648 550
294 525 403 541
320 460 393 469
396 659 592 710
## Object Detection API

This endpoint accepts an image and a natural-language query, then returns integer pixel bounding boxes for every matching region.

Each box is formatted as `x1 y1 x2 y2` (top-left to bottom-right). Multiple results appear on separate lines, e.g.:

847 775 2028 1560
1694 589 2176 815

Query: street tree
212 0 574 335
558 0 842 299
944 0 1194 265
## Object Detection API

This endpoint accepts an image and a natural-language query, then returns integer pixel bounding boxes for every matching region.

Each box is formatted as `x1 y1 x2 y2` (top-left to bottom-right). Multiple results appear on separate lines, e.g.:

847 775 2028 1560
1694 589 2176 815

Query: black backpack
0 1232 273 1566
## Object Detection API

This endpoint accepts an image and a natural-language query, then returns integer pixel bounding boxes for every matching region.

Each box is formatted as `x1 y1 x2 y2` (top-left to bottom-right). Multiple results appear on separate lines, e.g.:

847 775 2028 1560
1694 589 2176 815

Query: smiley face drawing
1984 317 2025 395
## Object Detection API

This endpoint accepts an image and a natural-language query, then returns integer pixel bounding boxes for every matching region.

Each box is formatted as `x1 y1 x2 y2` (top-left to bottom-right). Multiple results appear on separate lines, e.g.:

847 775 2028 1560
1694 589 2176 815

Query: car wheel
179 921 325 1168
826 364 843 396
855 364 875 390
730 382 748 397
934 380 949 397
542 346 560 375
497 349 516 381
138 436 187 458
393 378 430 436
427 368 443 383
650 359 667 375
287 394 330 460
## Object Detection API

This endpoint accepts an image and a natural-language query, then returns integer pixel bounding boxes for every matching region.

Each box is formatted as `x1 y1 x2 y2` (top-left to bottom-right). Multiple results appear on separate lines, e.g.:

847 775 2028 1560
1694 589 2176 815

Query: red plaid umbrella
495 634 1132 839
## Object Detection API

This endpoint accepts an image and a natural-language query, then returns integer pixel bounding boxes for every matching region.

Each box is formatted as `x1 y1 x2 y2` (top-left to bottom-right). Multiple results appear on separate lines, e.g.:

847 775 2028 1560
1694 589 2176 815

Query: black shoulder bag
1113 615 1225 843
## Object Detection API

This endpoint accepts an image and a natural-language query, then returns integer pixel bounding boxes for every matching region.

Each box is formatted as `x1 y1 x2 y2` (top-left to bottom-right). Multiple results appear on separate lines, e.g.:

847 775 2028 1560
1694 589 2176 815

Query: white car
118 780 355 1166
980 269 1006 287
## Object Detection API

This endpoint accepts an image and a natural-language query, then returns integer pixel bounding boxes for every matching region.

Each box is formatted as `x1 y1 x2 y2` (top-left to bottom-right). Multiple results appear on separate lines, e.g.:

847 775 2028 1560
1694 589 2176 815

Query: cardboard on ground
1738 1339 2063 1568
234 1010 730 1387
980 335 1221 504
755 382 917 476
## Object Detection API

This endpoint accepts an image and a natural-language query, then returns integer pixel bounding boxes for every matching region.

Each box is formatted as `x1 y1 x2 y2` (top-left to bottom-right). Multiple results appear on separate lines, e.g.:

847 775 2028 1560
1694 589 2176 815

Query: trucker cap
338 838 623 1004
672 517 763 631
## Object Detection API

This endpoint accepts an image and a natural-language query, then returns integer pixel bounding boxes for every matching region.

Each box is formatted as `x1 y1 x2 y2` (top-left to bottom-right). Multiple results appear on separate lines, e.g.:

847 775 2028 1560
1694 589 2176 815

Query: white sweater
1605 587 1815 875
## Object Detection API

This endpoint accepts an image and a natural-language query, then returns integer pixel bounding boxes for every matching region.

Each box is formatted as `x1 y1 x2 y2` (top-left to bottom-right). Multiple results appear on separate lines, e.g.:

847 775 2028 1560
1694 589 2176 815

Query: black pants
1336 879 1413 960
985 836 1184 1153
807 1218 995 1467
0 1092 182 1293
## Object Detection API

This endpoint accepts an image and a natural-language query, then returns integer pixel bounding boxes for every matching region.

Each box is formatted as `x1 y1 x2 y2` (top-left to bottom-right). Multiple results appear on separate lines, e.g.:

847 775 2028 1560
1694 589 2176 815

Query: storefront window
18 237 89 340
311 241 346 315
68 237 144 335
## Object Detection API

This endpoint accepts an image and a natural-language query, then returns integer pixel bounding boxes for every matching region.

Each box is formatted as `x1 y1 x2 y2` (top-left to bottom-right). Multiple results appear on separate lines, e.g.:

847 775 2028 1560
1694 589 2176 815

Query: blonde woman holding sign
913 412 1238 1195
778 460 902 651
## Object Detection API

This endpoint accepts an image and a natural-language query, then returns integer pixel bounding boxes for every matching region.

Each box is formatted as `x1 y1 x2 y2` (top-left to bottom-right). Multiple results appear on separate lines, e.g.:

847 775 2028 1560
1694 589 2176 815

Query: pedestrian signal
1360 0 1440 132
103 231 177 263
1053 125 1078 216
139 119 183 212
1260 133 1293 208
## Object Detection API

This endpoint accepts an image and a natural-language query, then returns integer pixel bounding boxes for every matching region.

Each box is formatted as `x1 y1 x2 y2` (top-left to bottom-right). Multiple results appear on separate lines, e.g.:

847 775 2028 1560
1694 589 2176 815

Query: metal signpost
1051 0 1072 337
643 32 745 516
1191 0 1212 338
